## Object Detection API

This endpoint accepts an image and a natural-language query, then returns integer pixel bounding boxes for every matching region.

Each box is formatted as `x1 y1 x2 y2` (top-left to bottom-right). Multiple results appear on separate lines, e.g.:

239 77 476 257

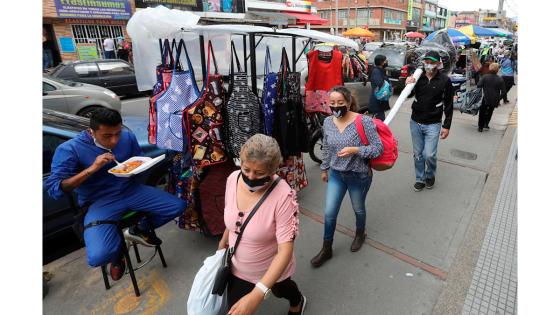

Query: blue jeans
410 120 441 183
83 184 186 267
104 50 115 59
323 169 372 241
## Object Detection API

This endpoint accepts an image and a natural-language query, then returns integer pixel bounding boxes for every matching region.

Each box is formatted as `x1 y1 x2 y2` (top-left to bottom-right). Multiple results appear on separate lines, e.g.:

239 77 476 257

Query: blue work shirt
45 129 143 206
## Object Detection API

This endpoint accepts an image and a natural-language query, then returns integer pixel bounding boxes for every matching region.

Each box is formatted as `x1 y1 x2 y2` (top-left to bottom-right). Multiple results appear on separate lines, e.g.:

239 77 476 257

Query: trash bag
459 88 483 115
187 249 228 315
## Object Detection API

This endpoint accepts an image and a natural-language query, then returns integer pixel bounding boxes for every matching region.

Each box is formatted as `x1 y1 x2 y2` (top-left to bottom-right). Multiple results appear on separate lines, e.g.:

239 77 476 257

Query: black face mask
382 62 388 68
330 106 348 118
241 171 271 193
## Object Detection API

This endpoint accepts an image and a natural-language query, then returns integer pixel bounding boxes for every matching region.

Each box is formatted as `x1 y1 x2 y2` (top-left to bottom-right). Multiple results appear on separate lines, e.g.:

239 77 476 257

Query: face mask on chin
89 129 111 151
329 106 348 118
241 171 271 193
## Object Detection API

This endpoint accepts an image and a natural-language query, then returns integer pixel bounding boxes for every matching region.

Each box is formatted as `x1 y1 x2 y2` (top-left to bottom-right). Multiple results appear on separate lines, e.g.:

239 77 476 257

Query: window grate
71 24 124 58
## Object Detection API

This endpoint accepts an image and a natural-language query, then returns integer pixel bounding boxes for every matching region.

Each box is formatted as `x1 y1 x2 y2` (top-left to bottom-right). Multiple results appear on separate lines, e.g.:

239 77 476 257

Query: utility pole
335 0 339 35
498 0 505 28
347 0 351 32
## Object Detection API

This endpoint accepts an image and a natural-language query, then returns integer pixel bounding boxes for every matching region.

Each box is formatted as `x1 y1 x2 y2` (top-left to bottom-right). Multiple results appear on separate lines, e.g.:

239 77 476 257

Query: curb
431 107 517 315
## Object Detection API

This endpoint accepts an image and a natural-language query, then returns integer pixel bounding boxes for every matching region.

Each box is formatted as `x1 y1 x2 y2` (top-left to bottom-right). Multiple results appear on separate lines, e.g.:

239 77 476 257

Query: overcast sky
438 0 518 18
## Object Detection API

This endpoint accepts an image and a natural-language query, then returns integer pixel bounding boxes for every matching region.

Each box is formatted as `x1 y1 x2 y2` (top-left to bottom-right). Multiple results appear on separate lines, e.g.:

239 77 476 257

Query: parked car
366 44 416 93
49 59 140 96
43 109 171 263
43 75 121 118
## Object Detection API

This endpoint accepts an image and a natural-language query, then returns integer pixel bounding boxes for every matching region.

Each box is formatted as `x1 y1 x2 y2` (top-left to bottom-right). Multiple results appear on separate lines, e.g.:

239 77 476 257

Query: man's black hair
90 108 122 130
374 54 387 66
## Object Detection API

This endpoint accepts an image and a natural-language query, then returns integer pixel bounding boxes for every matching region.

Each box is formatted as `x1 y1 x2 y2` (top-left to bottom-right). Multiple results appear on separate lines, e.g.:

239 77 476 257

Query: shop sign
54 0 132 20
63 18 126 25
384 18 401 25
134 0 246 13
407 0 413 21
286 0 312 13
59 37 76 53
77 43 99 60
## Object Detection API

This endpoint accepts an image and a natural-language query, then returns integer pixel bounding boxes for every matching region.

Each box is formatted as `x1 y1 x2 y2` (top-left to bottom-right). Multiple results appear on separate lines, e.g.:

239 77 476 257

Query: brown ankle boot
351 229 366 252
310 240 333 267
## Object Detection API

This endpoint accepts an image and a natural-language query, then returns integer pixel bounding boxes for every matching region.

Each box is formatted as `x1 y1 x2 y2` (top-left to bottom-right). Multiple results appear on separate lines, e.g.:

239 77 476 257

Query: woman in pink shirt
218 134 306 315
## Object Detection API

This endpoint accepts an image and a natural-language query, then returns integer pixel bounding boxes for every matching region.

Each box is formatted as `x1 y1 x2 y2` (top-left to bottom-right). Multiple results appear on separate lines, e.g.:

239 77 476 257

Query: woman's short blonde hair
240 134 283 173
489 63 501 74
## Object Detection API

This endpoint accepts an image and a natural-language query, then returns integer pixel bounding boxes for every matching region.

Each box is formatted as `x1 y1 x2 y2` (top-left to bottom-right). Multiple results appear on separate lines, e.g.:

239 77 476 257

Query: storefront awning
284 12 328 25
246 11 295 25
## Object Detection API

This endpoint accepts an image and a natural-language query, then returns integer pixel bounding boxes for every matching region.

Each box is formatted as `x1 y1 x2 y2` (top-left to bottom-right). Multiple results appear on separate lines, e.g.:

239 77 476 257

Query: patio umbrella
343 27 375 38
458 25 504 37
492 28 514 38
425 28 474 46
405 31 426 39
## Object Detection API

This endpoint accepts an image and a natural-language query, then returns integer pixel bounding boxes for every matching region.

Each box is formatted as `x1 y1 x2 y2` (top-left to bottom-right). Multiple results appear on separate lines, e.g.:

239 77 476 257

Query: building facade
313 0 408 41
435 4 448 30
405 0 423 32
449 10 480 28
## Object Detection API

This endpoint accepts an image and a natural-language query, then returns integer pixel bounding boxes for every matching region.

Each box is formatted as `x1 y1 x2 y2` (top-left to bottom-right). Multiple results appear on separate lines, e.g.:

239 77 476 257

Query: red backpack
355 115 398 171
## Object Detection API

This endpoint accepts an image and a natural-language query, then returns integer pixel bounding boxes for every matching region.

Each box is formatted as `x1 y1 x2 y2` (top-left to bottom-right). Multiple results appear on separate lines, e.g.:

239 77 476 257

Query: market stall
127 6 360 236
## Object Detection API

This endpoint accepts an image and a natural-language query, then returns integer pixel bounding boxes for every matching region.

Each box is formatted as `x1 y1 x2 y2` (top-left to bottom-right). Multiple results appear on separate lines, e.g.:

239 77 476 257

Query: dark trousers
503 76 515 101
478 101 495 128
227 274 302 310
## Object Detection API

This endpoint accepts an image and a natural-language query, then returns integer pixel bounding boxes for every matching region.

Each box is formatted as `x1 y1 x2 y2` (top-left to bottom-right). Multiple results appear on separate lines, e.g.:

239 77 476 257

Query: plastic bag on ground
187 249 228 315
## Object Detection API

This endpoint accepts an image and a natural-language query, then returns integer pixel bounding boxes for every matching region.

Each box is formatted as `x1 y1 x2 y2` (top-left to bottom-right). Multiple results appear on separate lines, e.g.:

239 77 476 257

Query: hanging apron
277 153 308 192
184 40 228 167
149 39 178 144
261 46 278 136
273 47 309 157
224 42 262 158
155 39 200 152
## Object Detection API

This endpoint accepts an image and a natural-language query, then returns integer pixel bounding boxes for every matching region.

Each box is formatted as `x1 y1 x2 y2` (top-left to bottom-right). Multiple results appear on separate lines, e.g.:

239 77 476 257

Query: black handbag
211 175 281 296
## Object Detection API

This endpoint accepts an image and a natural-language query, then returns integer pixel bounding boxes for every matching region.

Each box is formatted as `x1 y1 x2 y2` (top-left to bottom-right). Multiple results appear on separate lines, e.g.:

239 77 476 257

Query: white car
43 75 122 117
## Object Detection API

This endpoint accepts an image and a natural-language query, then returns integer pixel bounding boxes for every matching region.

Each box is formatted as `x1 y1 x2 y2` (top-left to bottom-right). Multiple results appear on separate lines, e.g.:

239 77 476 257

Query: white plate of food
107 154 166 177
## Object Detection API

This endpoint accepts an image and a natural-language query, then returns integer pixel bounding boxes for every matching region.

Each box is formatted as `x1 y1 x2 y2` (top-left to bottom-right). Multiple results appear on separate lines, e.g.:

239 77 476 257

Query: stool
97 211 167 297
67 194 167 297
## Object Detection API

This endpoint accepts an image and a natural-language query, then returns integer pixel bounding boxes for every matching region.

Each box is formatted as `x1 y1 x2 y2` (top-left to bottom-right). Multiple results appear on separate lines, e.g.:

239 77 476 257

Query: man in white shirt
103 38 115 59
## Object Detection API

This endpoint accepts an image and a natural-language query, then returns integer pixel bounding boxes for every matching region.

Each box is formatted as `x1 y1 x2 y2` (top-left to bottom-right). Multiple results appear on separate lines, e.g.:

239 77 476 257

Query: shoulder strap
264 46 272 76
231 175 282 255
355 115 369 146
230 41 242 73
207 40 219 75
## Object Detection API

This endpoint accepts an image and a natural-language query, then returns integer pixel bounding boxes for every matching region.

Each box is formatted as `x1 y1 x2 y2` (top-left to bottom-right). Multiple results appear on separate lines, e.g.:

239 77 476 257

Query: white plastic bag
187 249 228 315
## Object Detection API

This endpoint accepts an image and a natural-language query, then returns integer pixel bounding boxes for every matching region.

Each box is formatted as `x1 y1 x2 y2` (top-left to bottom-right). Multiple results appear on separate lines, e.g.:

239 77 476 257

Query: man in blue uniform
45 108 185 280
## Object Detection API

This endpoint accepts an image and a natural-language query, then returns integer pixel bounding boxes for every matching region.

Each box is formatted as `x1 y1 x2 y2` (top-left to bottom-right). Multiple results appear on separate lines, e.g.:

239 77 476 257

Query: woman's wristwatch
255 282 271 299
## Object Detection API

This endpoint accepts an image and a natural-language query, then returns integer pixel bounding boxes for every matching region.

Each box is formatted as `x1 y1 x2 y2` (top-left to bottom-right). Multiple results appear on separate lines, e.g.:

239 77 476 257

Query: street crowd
45 38 516 315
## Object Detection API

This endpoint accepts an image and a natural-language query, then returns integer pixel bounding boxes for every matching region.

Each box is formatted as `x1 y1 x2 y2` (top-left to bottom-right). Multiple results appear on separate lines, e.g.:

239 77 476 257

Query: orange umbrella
343 27 375 38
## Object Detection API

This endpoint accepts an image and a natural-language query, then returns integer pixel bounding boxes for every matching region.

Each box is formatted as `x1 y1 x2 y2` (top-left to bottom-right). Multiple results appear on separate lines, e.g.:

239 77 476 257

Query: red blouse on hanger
305 49 343 91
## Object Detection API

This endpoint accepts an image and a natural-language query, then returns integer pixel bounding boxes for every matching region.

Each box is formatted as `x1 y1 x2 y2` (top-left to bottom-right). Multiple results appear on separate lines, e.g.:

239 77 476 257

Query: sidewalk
43 85 518 315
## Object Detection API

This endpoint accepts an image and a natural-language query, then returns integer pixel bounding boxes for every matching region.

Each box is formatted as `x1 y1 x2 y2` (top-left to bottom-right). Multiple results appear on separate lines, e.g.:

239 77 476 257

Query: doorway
43 24 61 70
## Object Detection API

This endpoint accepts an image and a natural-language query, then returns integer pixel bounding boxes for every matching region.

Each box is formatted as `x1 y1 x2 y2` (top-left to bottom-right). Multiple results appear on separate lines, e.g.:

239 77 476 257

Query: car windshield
45 75 81 87
370 48 407 67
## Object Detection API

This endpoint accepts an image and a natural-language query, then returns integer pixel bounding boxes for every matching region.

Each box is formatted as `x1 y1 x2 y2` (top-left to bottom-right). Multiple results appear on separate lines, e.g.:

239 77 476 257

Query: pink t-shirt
225 170 299 284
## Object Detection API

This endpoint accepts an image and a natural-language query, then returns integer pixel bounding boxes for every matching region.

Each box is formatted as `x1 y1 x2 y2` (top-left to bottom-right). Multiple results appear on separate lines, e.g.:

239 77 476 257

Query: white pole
384 68 423 125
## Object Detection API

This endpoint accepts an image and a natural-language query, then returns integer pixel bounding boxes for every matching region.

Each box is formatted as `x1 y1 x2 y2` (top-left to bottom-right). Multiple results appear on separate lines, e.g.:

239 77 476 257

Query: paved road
43 86 518 315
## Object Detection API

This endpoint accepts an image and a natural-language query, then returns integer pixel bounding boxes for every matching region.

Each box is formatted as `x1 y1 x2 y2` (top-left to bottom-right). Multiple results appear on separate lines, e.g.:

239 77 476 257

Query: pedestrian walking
103 37 116 59
310 86 384 268
476 63 507 132
217 134 307 315
405 51 453 192
367 54 391 121
500 51 515 103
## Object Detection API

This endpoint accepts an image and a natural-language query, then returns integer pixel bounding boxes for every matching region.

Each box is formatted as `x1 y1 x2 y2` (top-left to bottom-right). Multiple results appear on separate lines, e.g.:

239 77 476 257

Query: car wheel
308 131 323 164
77 106 103 118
